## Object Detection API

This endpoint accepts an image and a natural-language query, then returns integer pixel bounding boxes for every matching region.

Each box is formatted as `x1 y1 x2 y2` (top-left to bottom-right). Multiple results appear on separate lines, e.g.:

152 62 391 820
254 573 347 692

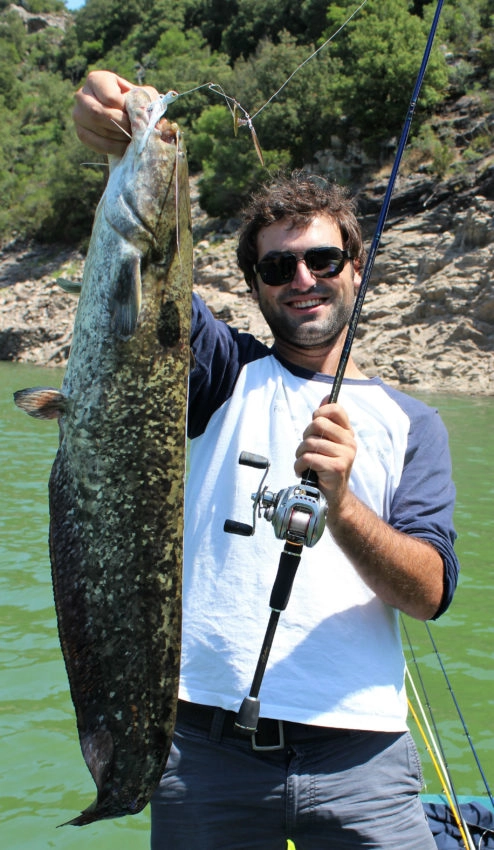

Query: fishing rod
406 691 475 850
402 618 476 850
425 621 494 810
226 0 447 734
404 616 494 846
407 693 474 850
402 618 459 790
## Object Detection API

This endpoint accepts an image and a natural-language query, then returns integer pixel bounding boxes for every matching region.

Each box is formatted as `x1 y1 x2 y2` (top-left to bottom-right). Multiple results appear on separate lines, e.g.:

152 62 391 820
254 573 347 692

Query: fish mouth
155 118 179 146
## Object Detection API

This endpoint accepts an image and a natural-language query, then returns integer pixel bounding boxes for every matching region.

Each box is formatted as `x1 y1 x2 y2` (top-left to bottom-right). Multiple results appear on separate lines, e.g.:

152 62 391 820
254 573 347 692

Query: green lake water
1 361 493 848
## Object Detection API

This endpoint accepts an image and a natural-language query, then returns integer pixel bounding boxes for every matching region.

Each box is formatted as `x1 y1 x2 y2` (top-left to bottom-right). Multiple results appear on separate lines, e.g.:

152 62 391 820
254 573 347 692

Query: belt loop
209 707 227 743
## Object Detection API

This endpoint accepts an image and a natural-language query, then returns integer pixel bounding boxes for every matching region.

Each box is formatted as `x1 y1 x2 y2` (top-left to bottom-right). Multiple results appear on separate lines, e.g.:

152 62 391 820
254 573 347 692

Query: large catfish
14 88 192 825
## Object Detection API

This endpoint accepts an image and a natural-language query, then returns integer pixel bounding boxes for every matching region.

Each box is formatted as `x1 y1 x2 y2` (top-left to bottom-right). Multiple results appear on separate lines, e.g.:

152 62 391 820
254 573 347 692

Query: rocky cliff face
8 3 70 34
1 141 493 395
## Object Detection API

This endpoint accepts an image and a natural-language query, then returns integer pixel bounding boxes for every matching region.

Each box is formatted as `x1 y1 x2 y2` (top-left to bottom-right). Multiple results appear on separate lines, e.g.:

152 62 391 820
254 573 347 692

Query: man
73 71 459 849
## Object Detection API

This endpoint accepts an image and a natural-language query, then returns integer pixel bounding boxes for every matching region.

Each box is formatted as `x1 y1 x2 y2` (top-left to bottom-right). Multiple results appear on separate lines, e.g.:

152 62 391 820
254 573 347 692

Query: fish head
103 88 189 253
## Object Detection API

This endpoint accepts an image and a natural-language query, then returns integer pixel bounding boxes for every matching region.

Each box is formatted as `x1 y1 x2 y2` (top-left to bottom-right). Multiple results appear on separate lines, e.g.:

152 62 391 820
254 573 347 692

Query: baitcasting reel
224 451 328 735
224 451 328 548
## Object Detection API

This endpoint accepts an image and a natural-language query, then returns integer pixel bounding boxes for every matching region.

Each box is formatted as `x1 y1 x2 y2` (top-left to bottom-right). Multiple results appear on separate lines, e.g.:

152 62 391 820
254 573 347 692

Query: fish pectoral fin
110 252 142 340
56 277 82 295
13 387 67 420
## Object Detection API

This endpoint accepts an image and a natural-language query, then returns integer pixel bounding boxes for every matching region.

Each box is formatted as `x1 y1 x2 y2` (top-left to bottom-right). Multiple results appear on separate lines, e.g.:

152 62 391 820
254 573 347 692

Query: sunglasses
254 246 353 287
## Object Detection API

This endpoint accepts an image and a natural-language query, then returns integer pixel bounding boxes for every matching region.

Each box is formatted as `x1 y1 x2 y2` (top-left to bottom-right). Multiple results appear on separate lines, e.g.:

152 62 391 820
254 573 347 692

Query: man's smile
284 295 330 311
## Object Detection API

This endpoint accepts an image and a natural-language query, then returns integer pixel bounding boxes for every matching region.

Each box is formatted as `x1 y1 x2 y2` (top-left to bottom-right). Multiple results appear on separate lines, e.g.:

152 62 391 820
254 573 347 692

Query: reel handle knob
239 452 269 469
224 520 254 536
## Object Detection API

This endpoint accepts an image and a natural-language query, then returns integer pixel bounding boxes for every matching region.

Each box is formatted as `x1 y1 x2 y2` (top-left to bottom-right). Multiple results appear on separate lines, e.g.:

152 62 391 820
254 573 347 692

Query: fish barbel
14 88 192 825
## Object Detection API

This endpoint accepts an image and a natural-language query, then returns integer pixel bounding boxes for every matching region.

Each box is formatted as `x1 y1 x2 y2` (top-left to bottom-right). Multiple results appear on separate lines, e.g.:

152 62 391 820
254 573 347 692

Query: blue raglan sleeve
188 293 269 439
387 395 460 619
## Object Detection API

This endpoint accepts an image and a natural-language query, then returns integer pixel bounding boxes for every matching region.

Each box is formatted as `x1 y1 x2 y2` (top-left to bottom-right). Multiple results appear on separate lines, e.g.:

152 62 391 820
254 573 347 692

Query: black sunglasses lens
305 248 344 276
257 254 297 286
277 254 298 284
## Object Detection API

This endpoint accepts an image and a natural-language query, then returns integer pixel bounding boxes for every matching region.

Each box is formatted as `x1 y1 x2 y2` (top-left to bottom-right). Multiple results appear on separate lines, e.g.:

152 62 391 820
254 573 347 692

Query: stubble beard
258 291 355 351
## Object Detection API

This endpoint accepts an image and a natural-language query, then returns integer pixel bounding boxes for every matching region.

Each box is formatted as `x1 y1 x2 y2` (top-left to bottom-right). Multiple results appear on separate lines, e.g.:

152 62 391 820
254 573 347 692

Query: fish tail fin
58 796 146 828
58 806 99 828
13 387 67 420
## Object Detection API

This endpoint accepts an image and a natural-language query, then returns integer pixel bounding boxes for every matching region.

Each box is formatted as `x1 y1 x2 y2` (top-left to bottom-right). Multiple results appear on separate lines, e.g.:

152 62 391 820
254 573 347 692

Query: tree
0 0 490 241
440 0 491 53
232 33 343 166
324 0 448 153
74 0 146 61
190 104 290 216
142 25 233 126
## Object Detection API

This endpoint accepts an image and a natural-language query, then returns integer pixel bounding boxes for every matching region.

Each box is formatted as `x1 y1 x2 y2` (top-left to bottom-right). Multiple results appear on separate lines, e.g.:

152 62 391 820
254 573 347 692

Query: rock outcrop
8 3 70 34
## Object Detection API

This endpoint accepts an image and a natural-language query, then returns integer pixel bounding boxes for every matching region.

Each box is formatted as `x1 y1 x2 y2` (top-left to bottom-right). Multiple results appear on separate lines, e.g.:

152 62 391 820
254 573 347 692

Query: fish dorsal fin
109 252 142 340
13 387 66 420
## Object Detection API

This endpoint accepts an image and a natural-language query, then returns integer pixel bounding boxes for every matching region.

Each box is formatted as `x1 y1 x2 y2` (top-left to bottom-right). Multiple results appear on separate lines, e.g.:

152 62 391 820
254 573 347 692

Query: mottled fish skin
17 89 192 826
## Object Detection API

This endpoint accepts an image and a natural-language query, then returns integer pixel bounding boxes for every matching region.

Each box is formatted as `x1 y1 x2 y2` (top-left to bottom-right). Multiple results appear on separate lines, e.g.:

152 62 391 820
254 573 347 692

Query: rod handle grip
269 549 301 610
235 696 260 734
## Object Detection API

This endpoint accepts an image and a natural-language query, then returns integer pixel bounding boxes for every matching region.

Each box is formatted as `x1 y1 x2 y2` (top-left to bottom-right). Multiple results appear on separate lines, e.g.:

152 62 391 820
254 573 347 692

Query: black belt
177 700 352 752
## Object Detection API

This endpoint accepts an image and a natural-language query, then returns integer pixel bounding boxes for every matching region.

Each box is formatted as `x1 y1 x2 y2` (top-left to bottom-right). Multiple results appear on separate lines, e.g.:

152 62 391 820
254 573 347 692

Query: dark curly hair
237 172 366 290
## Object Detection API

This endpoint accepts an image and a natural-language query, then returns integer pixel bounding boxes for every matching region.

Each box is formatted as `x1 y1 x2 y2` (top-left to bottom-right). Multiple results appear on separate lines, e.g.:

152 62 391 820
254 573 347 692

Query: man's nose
291 257 317 289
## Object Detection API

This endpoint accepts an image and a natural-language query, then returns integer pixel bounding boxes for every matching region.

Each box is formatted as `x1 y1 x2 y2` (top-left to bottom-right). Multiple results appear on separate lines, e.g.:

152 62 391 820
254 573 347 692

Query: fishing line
173 0 370 124
196 0 370 128
146 0 370 164
249 0 369 122
86 2 369 171
425 621 494 809
209 1 370 164
111 118 132 139
406 670 454 798
402 617 454 782
326 0 446 406
297 0 446 487
402 618 476 850
172 82 212 98
407 691 475 850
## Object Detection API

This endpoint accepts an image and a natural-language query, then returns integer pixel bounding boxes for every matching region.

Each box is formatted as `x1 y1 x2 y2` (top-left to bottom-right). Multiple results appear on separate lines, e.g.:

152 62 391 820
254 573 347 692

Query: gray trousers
150 714 436 849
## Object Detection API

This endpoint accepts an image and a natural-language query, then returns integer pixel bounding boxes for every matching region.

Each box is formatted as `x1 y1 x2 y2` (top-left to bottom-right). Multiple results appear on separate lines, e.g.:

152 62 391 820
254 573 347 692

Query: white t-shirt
179 295 459 731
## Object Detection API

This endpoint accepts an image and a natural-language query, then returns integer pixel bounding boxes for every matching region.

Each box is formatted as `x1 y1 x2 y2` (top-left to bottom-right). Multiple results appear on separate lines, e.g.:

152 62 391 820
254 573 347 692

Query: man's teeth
291 298 324 309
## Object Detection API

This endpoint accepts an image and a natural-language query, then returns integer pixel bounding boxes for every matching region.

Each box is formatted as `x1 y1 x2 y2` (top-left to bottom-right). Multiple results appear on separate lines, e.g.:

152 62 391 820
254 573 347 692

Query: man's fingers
72 71 160 154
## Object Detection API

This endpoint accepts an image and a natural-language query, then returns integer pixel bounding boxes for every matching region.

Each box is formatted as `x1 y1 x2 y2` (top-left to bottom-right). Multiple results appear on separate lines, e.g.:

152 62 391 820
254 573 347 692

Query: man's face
253 215 361 353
